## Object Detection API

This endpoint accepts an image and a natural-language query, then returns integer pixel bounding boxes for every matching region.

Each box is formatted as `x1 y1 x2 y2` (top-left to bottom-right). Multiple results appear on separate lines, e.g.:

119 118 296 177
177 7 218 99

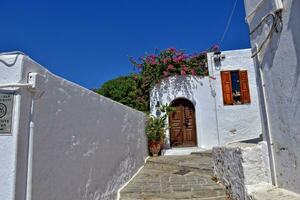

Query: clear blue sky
1 0 250 89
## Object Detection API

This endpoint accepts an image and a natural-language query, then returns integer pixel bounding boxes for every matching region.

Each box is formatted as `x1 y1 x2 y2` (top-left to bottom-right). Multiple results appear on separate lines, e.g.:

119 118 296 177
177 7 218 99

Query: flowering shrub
98 46 219 113
128 46 219 111
130 47 212 90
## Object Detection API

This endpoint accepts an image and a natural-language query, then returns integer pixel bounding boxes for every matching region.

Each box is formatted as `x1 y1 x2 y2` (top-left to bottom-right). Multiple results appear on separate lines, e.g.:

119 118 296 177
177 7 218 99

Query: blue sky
1 0 250 89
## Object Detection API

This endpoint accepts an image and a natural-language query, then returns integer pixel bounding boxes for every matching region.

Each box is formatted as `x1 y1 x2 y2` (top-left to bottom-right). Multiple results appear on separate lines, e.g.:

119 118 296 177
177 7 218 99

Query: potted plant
146 116 164 156
145 104 175 156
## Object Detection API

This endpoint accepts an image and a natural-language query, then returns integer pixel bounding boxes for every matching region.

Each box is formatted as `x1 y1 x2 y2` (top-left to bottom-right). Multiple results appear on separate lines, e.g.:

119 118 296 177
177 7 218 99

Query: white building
150 49 263 154
0 52 148 200
244 0 300 195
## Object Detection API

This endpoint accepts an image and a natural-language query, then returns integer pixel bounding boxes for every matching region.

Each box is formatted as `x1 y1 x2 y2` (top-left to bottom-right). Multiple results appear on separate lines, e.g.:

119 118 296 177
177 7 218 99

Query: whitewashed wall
207 49 263 144
0 53 148 200
244 0 300 194
150 76 219 149
0 54 29 200
213 142 271 200
150 49 262 149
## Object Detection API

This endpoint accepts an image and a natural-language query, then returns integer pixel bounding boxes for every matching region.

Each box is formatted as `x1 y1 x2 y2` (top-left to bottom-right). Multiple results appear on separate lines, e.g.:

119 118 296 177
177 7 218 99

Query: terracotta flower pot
149 141 161 157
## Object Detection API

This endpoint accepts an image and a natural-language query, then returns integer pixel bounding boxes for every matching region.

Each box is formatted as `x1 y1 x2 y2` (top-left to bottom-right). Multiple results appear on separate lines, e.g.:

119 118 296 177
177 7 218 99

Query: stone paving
120 153 227 200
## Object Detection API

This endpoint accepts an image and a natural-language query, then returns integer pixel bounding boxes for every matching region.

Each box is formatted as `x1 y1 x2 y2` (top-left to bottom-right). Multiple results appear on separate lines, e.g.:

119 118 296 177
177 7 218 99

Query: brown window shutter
221 71 233 105
239 70 251 103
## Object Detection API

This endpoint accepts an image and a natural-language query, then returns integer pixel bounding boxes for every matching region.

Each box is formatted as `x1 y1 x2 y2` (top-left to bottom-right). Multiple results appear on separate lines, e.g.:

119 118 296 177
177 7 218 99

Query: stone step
146 155 214 176
248 184 300 200
163 147 206 156
119 155 227 200
190 150 213 157
120 189 227 200
120 195 228 200
146 161 214 176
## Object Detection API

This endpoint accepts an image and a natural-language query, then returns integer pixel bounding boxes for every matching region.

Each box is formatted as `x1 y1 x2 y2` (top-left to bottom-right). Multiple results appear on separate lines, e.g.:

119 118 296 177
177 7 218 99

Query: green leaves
96 76 148 112
145 115 166 142
96 47 213 114
145 104 175 141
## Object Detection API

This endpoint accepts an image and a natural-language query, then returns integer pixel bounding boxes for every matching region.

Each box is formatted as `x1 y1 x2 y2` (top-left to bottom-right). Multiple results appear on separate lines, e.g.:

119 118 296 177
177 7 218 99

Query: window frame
220 69 251 106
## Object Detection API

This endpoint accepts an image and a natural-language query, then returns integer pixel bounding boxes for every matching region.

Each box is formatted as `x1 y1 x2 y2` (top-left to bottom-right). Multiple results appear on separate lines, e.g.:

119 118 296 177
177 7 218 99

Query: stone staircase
119 153 227 200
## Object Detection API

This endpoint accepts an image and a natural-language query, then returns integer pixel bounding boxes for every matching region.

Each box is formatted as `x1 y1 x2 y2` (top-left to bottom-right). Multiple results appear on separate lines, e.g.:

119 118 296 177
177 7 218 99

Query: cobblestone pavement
120 153 227 200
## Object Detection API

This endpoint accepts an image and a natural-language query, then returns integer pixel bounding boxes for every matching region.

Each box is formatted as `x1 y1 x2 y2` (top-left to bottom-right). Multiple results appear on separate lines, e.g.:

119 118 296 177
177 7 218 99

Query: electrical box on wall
246 0 284 25
28 72 45 93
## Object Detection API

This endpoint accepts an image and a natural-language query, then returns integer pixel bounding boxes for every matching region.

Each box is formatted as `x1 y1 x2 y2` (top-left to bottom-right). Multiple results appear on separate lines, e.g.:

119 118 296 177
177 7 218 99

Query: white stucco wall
0 54 27 200
244 0 300 194
150 76 219 149
0 53 148 200
207 49 263 144
213 142 271 200
150 49 262 149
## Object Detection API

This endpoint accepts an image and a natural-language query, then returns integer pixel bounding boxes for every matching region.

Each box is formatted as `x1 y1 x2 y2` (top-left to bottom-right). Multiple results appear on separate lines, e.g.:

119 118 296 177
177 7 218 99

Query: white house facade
150 49 263 152
244 0 300 194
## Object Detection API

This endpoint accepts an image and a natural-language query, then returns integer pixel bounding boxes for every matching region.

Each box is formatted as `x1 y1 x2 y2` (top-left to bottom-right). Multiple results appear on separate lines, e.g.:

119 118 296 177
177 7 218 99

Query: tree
96 76 148 112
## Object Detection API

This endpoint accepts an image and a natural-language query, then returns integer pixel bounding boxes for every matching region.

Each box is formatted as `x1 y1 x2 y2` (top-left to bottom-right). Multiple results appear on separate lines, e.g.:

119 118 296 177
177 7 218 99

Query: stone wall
0 53 148 200
213 142 271 200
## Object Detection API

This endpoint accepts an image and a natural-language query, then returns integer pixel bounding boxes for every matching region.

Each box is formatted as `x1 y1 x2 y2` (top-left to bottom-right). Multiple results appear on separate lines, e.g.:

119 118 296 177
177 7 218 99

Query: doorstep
162 147 207 156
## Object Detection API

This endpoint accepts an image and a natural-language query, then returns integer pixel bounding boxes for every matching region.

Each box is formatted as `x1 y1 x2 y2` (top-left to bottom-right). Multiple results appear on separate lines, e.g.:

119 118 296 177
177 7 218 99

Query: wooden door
169 99 196 147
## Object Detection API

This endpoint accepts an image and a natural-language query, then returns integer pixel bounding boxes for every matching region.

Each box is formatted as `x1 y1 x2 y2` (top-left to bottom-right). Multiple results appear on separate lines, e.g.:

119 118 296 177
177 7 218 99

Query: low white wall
0 53 148 200
213 142 271 200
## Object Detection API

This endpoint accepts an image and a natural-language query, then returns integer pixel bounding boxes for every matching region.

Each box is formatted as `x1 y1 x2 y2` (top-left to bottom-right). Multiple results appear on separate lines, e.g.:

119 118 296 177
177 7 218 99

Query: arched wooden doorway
169 98 197 147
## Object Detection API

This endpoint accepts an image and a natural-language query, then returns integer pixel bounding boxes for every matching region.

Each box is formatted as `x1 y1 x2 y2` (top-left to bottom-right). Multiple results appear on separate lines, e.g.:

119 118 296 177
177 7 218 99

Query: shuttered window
221 71 234 105
221 70 251 105
239 71 251 103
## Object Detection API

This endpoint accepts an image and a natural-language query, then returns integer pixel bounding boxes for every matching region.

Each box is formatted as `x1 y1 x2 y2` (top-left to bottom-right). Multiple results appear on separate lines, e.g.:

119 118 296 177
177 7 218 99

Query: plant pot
149 141 161 157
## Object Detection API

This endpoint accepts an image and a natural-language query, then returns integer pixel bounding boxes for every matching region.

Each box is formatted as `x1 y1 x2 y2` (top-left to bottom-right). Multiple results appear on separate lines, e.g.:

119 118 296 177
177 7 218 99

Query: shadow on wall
288 0 300 116
150 76 205 109
259 14 282 71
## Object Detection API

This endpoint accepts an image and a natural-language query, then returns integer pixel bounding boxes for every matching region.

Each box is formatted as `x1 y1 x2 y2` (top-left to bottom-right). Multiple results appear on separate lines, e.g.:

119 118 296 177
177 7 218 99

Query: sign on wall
0 93 14 134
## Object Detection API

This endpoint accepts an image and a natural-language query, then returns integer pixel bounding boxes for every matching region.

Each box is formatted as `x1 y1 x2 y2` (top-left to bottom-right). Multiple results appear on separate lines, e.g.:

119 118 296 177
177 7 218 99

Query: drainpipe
209 53 221 146
26 117 35 200
253 44 277 185
25 72 43 200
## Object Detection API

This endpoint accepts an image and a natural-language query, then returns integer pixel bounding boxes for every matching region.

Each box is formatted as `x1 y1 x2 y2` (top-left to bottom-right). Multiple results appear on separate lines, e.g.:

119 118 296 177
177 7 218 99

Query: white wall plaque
0 93 14 134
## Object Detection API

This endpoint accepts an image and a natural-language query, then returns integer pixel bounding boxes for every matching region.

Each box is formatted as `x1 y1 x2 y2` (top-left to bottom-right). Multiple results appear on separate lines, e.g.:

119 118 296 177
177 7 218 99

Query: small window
221 70 251 105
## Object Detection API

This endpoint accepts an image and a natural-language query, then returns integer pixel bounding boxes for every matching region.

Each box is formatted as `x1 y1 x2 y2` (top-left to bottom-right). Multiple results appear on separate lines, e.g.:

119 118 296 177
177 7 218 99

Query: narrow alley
120 153 227 200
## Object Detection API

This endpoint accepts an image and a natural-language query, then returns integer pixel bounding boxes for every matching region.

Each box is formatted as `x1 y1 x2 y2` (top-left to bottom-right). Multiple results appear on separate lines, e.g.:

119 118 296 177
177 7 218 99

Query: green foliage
145 104 175 142
96 76 148 112
95 46 219 113
145 116 166 141
130 47 210 94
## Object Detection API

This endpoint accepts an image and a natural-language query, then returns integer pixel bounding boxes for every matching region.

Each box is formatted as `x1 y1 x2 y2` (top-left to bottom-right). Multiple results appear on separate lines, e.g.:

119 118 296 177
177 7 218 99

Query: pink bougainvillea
163 71 169 77
180 70 187 76
127 45 218 112
167 64 174 70
130 46 218 97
